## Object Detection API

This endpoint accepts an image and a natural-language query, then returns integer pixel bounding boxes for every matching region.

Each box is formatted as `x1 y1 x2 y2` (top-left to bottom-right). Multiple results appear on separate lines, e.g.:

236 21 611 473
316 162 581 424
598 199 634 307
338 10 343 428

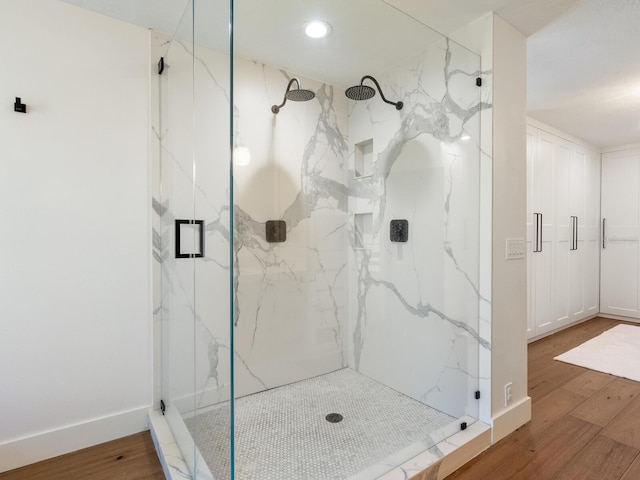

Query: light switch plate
505 238 526 260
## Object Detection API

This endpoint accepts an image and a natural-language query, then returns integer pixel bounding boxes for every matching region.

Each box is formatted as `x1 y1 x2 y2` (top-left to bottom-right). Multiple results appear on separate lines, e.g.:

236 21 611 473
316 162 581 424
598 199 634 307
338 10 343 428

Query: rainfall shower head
272 78 316 114
345 75 403 110
344 84 375 101
285 88 315 102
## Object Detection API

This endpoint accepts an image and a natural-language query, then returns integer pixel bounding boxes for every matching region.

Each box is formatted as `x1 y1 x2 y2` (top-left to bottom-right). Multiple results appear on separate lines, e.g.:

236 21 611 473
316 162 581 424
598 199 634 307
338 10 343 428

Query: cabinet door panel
583 237 599 315
534 244 554 334
601 150 640 318
583 151 600 316
601 235 639 314
569 147 587 321
602 154 640 226
569 245 585 318
554 137 572 327
526 127 536 337
534 133 555 218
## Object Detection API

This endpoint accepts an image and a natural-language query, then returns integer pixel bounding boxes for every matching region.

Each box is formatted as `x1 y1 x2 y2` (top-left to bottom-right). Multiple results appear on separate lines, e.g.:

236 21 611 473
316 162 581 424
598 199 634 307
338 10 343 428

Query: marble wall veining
232 60 350 398
347 38 486 420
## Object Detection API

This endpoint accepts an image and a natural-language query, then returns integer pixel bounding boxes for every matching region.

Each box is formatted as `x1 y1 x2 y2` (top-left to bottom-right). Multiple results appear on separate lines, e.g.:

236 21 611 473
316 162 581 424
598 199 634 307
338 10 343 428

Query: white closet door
553 134 572 328
568 146 586 322
601 150 640 318
526 126 536 337
582 149 601 317
530 130 556 336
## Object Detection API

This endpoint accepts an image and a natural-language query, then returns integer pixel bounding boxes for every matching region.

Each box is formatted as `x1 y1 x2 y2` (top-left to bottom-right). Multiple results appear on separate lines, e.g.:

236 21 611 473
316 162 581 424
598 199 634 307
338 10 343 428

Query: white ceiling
61 0 640 149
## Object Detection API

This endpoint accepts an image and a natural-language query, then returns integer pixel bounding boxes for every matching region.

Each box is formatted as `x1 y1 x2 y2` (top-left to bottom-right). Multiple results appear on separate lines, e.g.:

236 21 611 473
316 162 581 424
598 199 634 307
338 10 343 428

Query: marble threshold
149 409 490 480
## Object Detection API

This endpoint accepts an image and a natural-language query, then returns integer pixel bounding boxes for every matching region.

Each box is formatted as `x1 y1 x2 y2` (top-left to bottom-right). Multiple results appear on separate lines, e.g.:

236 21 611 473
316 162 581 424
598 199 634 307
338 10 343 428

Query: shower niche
354 139 373 178
152 0 486 479
354 212 373 248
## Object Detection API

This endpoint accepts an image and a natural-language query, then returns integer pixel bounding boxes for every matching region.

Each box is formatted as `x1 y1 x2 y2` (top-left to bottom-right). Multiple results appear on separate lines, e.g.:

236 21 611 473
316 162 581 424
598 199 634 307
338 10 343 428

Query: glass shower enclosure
153 0 483 478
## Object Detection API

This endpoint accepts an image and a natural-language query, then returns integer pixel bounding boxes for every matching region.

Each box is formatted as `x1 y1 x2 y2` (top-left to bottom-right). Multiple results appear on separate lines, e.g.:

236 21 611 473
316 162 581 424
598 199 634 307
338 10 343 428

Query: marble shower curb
150 407 491 480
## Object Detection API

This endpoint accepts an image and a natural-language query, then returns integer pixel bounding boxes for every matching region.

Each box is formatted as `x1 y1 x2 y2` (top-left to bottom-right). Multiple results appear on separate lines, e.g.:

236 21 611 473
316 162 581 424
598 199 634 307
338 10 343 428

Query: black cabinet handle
602 218 606 249
538 213 543 252
534 213 542 253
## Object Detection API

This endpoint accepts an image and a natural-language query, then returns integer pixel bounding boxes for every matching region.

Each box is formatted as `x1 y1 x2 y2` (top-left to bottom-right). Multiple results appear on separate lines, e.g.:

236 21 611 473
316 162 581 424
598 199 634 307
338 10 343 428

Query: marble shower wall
347 38 485 420
232 61 349 398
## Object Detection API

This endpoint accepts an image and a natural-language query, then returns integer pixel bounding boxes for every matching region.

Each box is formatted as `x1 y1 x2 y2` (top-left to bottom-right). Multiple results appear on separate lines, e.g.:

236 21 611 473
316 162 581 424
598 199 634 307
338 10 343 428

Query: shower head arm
361 75 403 110
271 78 302 114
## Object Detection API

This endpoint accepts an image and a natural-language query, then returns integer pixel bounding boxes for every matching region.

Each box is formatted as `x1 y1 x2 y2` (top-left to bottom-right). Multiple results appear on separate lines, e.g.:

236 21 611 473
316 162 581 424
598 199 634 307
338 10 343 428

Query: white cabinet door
567 145 600 323
526 126 536 337
528 128 557 337
568 146 586 322
582 149 601 318
601 150 640 318
553 134 572 329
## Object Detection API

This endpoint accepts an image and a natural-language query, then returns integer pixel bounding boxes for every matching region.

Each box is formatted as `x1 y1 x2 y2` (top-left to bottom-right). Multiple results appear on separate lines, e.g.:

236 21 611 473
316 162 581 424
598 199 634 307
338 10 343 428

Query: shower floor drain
325 413 343 423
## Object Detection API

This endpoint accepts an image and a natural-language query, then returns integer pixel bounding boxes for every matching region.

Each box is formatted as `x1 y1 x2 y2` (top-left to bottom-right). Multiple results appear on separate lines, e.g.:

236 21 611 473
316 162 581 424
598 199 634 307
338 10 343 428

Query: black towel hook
14 97 27 113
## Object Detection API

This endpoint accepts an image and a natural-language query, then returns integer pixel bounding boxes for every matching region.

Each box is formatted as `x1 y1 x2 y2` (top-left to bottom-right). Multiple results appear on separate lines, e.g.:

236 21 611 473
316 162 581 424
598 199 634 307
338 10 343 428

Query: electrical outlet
504 382 513 406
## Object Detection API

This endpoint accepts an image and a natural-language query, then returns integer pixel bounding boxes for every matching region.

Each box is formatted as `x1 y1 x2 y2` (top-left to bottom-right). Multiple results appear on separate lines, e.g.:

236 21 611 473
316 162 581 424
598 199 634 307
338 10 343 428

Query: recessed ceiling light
305 20 332 39
461 134 471 141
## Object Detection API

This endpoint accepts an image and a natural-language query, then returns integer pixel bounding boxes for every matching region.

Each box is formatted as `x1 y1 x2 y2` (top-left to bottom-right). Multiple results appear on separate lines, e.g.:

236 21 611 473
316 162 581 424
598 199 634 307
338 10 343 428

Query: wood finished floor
447 316 640 480
3 317 639 480
0 432 164 480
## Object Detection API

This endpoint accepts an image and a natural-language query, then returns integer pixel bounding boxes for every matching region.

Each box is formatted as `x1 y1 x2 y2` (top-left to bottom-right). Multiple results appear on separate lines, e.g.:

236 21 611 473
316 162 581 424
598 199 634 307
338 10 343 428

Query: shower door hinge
158 57 165 75
475 390 481 400
160 399 166 415
476 77 482 87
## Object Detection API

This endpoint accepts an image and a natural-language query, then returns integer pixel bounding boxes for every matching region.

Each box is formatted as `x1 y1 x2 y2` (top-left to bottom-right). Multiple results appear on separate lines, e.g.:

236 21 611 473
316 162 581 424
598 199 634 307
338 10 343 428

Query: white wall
0 0 152 471
490 14 530 439
452 13 531 440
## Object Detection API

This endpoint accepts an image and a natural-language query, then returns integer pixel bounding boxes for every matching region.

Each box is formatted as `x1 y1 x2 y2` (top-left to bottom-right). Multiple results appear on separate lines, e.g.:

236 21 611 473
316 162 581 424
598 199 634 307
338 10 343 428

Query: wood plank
528 360 585 402
571 378 640 427
553 435 639 480
563 369 615 398
528 387 586 436
444 433 531 480
621 454 640 480
603 394 640 450
0 432 164 480
508 415 602 480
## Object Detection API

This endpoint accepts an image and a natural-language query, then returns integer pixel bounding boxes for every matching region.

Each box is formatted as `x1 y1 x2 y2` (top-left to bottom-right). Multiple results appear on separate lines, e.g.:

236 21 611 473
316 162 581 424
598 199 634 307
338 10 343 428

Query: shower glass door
157 0 232 477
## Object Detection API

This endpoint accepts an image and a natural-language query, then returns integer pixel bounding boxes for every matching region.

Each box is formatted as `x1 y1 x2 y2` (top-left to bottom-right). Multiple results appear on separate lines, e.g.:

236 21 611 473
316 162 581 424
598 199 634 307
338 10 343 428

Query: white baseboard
0 406 151 473
528 314 599 344
598 313 640 323
492 396 531 443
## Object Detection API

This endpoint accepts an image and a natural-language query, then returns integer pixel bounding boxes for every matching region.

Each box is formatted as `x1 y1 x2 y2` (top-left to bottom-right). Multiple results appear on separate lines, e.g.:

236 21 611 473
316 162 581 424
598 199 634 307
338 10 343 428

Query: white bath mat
554 324 640 382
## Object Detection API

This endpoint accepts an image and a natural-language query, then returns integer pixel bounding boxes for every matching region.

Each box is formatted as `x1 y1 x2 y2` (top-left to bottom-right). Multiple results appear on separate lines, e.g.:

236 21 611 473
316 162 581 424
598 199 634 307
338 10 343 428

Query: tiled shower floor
185 368 456 480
